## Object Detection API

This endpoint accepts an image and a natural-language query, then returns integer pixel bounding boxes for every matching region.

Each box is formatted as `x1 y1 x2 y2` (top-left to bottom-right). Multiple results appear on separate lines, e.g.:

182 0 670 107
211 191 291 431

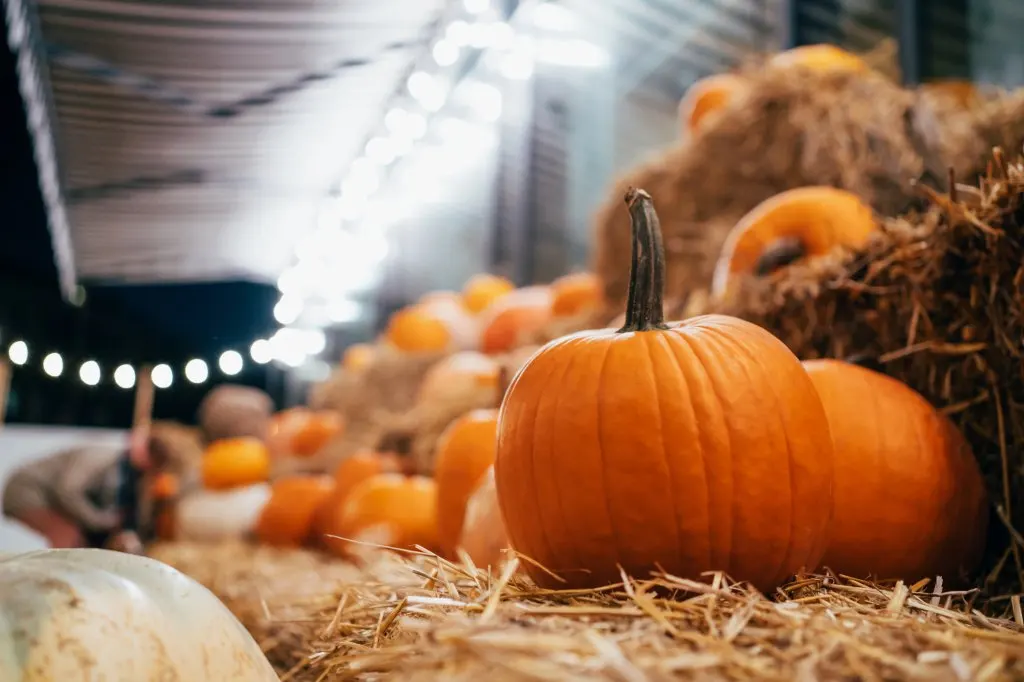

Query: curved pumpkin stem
619 188 669 333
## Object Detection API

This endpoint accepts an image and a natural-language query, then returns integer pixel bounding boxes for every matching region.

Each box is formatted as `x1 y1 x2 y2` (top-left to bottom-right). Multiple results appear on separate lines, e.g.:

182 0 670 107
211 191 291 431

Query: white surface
0 426 127 552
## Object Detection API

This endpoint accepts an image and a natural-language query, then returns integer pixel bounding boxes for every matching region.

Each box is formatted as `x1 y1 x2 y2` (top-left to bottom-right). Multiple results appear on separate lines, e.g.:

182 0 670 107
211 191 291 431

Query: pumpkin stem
754 237 807 276
619 187 669 332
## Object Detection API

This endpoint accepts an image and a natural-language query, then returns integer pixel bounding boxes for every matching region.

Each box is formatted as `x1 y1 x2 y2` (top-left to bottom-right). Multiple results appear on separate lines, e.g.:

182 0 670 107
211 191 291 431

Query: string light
114 364 136 389
8 341 28 366
250 339 273 365
42 352 63 378
151 364 173 389
218 350 244 376
184 358 209 384
79 360 101 387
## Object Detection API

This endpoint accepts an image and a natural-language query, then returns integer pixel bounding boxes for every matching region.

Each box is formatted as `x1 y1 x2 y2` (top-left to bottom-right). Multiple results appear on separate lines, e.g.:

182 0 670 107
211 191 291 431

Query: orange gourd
323 474 439 555
462 274 514 314
711 186 877 297
255 475 335 547
342 343 375 372
768 44 869 73
310 451 403 547
678 73 745 134
459 466 509 569
494 188 835 592
803 360 989 583
479 286 553 355
201 437 271 490
386 306 452 353
434 409 499 557
550 272 604 318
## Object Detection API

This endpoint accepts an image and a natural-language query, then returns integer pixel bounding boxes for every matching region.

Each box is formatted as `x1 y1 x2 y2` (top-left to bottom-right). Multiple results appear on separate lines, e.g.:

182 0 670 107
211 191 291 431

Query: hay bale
704 150 1024 596
593 62 1024 310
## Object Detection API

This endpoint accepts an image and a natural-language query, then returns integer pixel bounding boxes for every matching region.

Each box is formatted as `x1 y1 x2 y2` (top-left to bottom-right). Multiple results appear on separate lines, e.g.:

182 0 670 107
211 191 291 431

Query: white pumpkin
175 483 271 543
0 548 277 681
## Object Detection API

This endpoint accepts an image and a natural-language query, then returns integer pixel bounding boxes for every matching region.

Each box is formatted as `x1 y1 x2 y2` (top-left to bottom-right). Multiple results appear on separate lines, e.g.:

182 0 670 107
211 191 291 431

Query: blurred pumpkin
310 451 403 546
176 483 273 542
434 409 499 557
495 188 834 592
416 351 501 406
149 472 179 500
323 474 439 555
462 273 514 314
711 186 877 297
342 343 375 372
678 72 745 135
201 437 271 490
419 290 462 307
385 305 452 353
255 475 335 547
459 467 509 569
267 408 344 459
921 79 981 108
550 272 604 318
769 44 869 73
803 360 989 583
479 286 554 354
418 296 481 351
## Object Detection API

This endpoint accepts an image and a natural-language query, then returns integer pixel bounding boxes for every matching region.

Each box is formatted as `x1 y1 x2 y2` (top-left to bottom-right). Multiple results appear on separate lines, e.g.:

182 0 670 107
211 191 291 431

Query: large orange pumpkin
711 186 877 297
201 437 272 490
385 305 452 353
342 343 375 372
494 188 835 592
678 72 745 135
803 360 989 583
462 273 514 314
459 466 509 569
255 475 335 547
323 474 439 555
479 286 553 355
434 409 499 557
310 451 403 547
550 272 603 319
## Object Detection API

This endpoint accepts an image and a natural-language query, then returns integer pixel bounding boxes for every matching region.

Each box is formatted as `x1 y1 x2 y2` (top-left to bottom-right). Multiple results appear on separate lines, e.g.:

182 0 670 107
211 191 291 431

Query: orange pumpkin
678 72 745 134
803 360 989 582
342 343 375 372
418 295 481 350
494 188 834 592
459 466 509 569
255 475 335 547
479 286 553 355
201 437 272 490
149 472 179 500
550 272 603 318
768 44 869 73
434 409 499 557
462 273 514 314
291 411 344 457
416 351 501 406
323 474 439 555
311 451 403 546
711 186 877 297
386 305 452 353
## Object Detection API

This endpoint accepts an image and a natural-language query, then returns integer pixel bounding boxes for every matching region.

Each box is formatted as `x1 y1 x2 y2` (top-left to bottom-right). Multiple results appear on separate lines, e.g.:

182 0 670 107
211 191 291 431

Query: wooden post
130 364 156 546
0 359 10 429
132 364 155 435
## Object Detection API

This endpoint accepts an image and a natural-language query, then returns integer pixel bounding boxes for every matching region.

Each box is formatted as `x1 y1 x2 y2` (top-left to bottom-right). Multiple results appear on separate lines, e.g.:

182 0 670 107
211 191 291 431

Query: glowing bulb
184 358 209 384
385 107 408 133
407 71 435 100
8 340 27 366
447 20 471 47
365 136 396 165
114 364 135 389
79 360 101 386
274 296 303 325
218 350 243 376
464 0 489 14
151 364 173 389
328 299 362 323
42 352 63 377
250 339 272 365
432 39 459 66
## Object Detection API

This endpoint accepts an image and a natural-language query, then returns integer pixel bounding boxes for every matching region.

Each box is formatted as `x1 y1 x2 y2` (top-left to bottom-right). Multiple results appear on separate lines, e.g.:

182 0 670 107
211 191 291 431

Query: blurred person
197 384 274 444
1 423 199 552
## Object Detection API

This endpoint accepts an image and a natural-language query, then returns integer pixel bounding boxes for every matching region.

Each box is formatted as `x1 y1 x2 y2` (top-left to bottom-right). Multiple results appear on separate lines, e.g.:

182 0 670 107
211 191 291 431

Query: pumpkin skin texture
201 437 271 490
678 73 745 134
550 272 604 318
768 44 869 74
324 474 439 555
802 360 989 583
495 189 835 592
459 466 510 569
0 549 278 682
434 409 499 557
711 186 877 297
386 306 452 353
462 274 515 314
255 475 335 547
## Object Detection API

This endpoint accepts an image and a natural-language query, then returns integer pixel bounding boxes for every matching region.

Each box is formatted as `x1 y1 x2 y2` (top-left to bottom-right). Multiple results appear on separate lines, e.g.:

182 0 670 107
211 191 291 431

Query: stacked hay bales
593 62 1024 314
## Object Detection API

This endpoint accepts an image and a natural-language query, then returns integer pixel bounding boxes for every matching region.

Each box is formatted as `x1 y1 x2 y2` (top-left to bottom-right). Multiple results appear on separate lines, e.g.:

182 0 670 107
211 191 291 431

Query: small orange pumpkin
416 351 500 406
803 360 989 583
201 437 272 491
311 451 403 546
462 274 514 314
434 409 499 557
323 474 439 555
550 272 604 318
768 44 869 74
255 475 335 547
291 411 344 457
495 188 835 592
385 305 452 353
678 72 745 134
342 343 375 372
459 466 509 569
711 186 877 297
479 286 553 355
